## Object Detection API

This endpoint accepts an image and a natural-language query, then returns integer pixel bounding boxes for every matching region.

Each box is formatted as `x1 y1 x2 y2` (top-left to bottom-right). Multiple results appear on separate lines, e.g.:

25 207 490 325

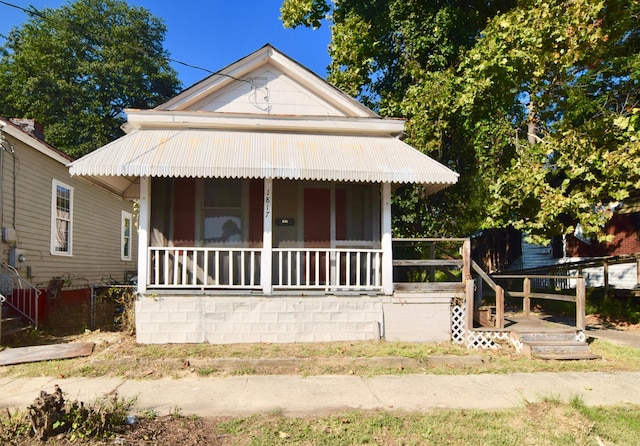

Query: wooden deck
475 309 581 333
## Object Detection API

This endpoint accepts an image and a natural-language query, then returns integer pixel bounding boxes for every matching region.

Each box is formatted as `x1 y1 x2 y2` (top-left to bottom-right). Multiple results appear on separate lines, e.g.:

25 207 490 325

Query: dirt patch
115 415 234 446
586 314 640 332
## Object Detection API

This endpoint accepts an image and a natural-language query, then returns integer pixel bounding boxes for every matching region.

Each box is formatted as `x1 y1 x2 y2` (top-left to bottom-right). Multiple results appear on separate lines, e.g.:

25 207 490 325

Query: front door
304 188 330 285
304 188 330 246
303 187 347 286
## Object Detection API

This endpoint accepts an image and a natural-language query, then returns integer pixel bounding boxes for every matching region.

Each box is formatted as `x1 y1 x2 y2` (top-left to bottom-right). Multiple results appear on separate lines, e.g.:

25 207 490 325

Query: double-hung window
121 211 132 260
51 180 73 256
203 178 243 243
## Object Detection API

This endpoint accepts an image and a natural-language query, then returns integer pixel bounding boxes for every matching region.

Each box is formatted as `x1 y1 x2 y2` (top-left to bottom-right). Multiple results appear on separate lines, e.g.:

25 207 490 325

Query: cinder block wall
136 294 457 344
382 294 456 342
136 296 383 344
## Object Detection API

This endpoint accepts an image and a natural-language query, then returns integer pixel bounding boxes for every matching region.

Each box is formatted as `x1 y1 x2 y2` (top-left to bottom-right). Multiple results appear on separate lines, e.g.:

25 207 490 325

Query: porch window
203 178 242 243
121 211 132 260
51 179 73 256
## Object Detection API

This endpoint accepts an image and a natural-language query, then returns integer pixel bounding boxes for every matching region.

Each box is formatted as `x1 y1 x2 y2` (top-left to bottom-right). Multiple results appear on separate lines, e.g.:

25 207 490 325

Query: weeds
100 286 137 334
0 385 134 443
196 366 219 376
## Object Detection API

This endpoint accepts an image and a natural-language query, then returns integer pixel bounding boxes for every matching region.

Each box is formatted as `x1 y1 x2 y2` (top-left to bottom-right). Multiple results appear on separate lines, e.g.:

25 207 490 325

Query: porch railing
148 246 383 292
149 247 262 289
0 263 42 329
273 247 383 292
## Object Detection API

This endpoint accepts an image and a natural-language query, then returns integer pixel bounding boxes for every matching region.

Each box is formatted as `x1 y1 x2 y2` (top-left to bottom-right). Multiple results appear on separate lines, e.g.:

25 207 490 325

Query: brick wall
566 214 640 257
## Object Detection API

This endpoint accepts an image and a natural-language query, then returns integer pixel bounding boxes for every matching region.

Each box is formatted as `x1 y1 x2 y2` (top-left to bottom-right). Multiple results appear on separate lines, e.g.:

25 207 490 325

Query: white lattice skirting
451 305 585 353
451 305 524 353
451 305 466 345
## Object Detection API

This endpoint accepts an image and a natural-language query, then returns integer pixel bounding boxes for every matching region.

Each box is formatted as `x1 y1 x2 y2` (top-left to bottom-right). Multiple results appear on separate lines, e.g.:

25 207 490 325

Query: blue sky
0 0 332 88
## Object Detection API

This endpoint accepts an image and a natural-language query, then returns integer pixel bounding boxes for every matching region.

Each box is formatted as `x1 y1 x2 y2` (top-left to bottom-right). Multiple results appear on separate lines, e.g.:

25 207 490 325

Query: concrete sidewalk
587 326 640 349
1 372 639 417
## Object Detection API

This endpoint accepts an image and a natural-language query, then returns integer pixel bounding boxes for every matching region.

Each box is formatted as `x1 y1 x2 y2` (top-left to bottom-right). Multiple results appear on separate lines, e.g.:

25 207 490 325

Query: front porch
135 238 469 344
138 176 392 295
148 245 383 293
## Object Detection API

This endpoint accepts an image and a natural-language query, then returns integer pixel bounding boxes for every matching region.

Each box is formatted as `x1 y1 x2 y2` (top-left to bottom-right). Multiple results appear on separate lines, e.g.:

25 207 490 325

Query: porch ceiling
68 129 459 197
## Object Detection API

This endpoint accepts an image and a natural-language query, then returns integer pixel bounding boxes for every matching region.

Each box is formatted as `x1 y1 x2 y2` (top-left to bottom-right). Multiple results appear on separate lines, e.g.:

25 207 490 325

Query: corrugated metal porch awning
69 129 458 195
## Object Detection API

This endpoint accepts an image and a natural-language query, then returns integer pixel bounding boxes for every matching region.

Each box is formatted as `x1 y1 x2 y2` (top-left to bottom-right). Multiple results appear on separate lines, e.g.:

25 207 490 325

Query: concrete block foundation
136 293 455 344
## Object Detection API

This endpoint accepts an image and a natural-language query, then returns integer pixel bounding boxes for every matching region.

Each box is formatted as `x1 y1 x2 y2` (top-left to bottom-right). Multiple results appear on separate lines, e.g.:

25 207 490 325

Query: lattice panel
451 305 466 345
451 305 524 352
465 330 523 352
576 330 586 343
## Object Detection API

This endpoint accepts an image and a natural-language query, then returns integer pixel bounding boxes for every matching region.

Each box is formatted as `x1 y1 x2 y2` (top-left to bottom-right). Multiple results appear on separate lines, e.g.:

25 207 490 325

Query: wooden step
513 329 597 360
524 340 590 355
535 351 601 361
512 330 578 343
476 306 497 328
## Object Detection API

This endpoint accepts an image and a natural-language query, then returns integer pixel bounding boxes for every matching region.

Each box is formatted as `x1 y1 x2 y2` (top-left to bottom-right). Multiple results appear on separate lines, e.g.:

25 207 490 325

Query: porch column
381 182 393 295
137 176 150 294
261 178 273 295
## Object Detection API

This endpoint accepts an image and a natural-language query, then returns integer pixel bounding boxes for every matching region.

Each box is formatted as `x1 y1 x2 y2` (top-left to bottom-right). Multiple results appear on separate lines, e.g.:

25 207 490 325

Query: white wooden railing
149 247 262 289
148 246 383 292
273 248 383 292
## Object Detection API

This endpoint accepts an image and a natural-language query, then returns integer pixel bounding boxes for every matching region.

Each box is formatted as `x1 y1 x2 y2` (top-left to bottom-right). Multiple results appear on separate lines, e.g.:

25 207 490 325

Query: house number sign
265 187 271 219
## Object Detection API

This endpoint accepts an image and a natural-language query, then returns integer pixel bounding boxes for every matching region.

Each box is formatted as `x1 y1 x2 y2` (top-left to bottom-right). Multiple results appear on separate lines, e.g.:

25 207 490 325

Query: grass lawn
2 396 639 445
1 328 639 379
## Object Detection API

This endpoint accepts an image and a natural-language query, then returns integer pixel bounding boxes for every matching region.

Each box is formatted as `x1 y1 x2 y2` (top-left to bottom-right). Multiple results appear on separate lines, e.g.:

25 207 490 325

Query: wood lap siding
2 137 137 287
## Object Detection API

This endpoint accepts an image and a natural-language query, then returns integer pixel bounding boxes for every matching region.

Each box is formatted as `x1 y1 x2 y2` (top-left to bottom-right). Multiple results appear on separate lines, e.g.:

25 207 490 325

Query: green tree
458 0 640 242
282 0 640 243
0 0 180 157
281 0 517 237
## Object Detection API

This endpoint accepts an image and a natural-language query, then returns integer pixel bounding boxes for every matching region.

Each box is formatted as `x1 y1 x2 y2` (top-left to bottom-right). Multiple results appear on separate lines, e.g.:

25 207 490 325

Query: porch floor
474 310 582 333
505 311 581 332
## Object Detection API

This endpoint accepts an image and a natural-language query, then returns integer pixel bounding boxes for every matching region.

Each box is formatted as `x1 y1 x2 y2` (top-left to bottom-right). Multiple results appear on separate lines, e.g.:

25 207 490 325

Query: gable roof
0 117 73 165
69 44 459 196
155 44 377 118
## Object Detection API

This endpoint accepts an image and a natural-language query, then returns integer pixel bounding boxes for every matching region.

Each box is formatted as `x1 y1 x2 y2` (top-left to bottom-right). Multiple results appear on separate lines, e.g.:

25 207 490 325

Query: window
121 211 132 260
51 180 73 256
203 178 242 243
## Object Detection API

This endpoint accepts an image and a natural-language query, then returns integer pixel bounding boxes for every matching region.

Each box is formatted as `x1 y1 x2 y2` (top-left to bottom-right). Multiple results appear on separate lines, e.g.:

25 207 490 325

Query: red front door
304 188 331 245
304 188 329 284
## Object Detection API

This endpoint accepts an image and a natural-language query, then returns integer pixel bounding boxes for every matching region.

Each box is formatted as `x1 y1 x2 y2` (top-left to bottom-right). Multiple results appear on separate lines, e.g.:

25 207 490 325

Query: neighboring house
69 44 460 344
0 117 137 325
508 209 640 290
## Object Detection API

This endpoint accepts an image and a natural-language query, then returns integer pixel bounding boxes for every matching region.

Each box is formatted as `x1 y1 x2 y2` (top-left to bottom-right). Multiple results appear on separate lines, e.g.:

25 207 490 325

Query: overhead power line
0 0 252 85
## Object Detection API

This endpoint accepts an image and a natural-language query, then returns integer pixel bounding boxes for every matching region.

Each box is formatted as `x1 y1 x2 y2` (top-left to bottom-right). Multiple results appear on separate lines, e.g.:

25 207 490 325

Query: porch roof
68 128 459 197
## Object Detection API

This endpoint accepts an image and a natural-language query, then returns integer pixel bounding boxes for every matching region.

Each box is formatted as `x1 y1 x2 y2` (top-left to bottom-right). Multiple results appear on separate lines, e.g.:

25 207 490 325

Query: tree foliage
0 0 181 157
281 0 640 242
281 0 517 237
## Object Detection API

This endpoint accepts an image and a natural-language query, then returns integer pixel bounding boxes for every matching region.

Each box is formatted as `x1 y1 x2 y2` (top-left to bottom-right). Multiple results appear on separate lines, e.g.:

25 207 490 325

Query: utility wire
0 0 253 85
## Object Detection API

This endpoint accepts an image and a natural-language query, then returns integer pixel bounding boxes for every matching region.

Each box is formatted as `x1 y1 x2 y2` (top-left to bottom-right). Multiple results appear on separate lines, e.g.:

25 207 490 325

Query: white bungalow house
69 45 460 344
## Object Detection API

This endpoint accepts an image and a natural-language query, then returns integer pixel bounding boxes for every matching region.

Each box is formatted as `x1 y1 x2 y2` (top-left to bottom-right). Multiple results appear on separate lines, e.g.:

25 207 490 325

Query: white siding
197 66 345 116
0 134 137 289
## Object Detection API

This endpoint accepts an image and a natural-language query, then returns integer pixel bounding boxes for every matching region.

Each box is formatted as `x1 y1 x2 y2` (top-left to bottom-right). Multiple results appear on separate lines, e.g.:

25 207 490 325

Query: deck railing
148 246 384 292
492 274 586 330
0 263 42 328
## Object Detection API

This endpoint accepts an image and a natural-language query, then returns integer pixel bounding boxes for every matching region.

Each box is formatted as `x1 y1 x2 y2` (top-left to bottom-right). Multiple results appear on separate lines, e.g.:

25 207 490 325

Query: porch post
137 176 150 294
261 178 273 295
381 182 393 295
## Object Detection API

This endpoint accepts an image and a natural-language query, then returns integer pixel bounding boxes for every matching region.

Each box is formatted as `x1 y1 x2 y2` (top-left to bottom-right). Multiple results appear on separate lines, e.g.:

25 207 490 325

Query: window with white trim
202 178 243 243
51 180 73 256
121 211 132 260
